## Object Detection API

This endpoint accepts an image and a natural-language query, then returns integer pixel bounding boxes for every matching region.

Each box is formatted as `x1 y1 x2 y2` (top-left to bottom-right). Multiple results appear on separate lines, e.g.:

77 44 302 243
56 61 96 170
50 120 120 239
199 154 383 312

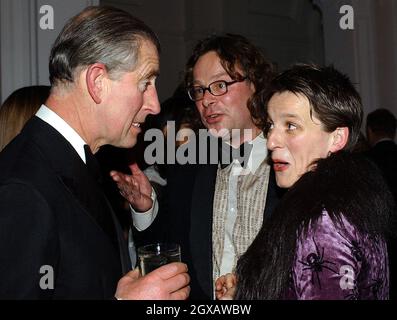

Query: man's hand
114 262 190 300
215 273 236 300
110 163 153 212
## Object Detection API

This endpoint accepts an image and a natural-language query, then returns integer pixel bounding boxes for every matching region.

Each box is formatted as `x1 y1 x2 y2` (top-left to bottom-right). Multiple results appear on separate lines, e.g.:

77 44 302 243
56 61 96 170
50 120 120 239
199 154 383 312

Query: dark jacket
366 140 397 200
366 140 397 299
0 117 130 299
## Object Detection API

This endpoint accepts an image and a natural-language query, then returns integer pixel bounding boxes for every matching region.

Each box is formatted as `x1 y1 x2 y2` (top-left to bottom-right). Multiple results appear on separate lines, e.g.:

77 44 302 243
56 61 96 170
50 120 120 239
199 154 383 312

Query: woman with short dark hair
216 64 393 300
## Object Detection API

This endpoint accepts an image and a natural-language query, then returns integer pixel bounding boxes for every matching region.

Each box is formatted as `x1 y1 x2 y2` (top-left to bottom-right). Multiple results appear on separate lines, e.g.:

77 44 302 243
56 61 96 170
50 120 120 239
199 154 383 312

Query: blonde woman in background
0 85 50 151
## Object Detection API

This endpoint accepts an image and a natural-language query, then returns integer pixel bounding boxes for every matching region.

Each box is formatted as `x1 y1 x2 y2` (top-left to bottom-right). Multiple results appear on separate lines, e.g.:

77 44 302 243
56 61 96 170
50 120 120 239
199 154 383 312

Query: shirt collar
35 104 87 163
246 132 268 174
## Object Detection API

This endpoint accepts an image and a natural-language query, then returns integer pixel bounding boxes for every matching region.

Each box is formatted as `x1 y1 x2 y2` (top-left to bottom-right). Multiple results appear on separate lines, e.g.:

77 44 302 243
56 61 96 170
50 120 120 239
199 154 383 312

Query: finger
215 282 222 291
215 277 225 290
129 163 142 174
169 286 190 300
220 287 236 300
215 290 225 300
128 177 140 189
111 172 133 184
124 268 141 281
215 284 226 299
225 274 236 289
124 175 132 183
110 171 121 181
151 262 188 280
166 272 190 294
131 178 138 187
110 170 121 177
219 295 233 300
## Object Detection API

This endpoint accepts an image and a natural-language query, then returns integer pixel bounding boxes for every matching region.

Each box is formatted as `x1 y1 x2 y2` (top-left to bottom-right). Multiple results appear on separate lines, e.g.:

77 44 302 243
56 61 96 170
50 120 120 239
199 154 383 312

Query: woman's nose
266 129 282 151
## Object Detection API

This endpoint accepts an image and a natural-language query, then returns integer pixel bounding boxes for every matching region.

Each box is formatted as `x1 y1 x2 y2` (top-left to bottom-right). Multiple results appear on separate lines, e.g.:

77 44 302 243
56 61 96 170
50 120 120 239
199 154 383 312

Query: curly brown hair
184 33 275 128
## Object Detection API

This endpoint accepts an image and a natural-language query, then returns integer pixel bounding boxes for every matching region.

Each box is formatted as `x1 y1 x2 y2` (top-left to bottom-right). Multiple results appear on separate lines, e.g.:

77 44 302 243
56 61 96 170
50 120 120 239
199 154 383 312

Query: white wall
3 0 395 120
373 0 397 115
315 0 397 121
101 0 324 102
0 0 98 103
0 0 323 103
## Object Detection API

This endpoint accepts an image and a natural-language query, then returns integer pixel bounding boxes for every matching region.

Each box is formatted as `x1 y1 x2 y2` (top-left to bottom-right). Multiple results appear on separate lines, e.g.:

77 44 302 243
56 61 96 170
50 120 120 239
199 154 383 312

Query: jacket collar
21 117 131 273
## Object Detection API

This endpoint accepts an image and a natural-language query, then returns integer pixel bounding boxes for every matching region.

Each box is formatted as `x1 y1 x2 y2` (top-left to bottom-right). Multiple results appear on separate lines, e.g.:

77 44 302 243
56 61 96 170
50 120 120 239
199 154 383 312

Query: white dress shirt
35 104 87 162
218 133 267 277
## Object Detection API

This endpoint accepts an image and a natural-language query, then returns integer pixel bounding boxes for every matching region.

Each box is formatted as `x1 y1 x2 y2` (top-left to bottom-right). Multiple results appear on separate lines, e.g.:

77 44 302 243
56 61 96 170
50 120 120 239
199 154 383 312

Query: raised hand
110 163 153 212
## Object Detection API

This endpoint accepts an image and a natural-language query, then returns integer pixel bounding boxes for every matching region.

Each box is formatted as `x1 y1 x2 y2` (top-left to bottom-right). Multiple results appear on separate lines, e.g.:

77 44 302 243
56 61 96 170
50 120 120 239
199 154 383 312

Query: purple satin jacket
285 211 389 300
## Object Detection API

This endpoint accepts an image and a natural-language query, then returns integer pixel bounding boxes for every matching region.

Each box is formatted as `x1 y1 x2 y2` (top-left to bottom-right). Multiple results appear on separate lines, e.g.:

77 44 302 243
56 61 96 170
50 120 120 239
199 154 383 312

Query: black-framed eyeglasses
187 77 247 102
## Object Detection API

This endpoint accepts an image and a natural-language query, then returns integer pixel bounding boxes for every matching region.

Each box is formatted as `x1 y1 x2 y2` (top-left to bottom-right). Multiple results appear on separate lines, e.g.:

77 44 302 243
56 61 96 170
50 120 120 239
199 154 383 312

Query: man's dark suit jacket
136 159 282 300
366 140 397 200
0 117 130 299
366 140 397 300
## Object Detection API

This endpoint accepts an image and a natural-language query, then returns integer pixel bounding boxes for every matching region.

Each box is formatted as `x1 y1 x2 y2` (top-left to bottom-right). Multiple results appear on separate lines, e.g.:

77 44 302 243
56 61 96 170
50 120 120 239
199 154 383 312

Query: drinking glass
137 243 181 275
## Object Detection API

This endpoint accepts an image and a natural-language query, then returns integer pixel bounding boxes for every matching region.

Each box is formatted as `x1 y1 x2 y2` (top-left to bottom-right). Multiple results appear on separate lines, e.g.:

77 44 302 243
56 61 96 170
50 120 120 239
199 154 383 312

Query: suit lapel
23 117 130 272
57 170 118 246
104 195 131 274
60 175 131 273
189 164 218 297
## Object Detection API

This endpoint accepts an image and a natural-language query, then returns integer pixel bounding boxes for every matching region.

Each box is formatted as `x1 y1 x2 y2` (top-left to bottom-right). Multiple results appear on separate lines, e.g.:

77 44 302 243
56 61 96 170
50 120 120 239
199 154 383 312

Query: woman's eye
287 123 297 131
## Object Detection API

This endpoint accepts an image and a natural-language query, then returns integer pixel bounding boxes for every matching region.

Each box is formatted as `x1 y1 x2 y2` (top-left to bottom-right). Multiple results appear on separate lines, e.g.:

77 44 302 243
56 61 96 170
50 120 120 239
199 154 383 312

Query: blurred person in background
366 108 397 299
0 86 50 151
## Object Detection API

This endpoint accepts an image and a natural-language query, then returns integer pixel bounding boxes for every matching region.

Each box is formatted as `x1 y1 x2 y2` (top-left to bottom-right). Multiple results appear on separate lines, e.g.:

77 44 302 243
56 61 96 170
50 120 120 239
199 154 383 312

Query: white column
0 0 37 103
314 0 397 119
373 0 397 114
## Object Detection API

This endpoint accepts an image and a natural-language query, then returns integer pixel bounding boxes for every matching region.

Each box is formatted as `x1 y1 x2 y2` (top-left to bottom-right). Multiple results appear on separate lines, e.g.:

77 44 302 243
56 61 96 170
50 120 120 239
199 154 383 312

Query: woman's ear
86 63 108 104
330 127 349 152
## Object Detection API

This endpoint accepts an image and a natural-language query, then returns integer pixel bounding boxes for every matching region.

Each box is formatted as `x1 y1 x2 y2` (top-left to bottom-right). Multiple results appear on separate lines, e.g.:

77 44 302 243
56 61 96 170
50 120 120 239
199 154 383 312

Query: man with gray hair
0 6 189 299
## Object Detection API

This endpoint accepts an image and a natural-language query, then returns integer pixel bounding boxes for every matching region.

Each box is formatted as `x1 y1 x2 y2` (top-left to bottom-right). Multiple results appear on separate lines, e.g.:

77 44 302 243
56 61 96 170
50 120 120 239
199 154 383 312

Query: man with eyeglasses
187 77 247 102
111 34 282 299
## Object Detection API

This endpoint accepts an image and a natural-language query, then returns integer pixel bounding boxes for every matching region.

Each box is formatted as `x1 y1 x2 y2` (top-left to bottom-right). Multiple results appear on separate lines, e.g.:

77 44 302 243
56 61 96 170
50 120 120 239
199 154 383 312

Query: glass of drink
137 243 181 276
